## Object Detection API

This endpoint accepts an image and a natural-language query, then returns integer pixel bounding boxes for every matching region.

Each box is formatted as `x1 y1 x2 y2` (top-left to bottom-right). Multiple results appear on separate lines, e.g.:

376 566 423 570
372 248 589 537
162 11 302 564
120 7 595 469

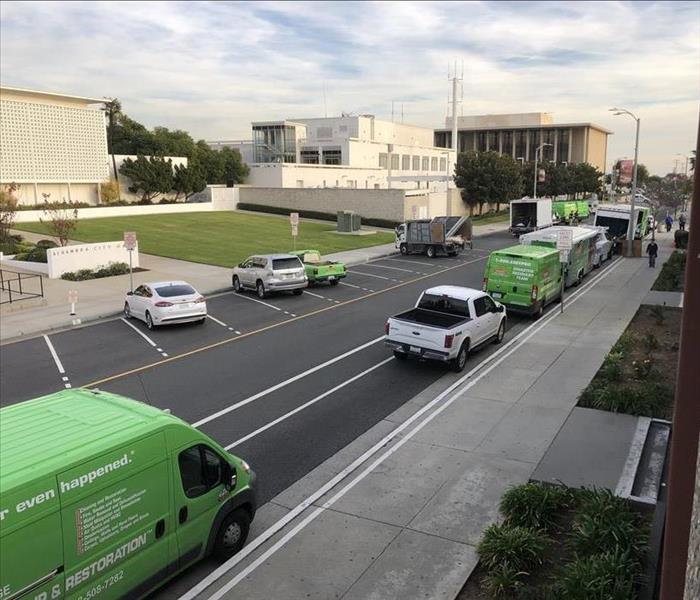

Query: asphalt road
0 231 538 598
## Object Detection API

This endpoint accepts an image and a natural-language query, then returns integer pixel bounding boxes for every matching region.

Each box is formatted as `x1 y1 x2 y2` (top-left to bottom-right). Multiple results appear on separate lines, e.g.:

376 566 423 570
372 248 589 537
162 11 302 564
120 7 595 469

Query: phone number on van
77 570 123 600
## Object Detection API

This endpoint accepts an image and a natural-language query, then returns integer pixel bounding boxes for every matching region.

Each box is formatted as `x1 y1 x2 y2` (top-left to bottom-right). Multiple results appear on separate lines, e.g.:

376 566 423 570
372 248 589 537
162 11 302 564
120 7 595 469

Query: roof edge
0 85 107 104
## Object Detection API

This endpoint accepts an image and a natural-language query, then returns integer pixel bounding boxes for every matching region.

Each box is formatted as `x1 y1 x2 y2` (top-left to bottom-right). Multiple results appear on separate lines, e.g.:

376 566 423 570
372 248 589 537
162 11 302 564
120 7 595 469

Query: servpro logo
59 454 132 493
66 532 147 590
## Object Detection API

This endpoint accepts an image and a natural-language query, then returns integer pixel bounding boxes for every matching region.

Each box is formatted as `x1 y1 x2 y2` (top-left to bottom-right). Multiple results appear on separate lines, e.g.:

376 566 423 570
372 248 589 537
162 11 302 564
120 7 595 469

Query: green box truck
552 201 589 223
483 245 562 318
0 389 256 600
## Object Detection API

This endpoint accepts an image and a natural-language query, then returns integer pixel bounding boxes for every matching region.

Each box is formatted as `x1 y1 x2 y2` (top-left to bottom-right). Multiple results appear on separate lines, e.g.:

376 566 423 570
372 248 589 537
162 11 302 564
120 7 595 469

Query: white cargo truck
509 198 553 237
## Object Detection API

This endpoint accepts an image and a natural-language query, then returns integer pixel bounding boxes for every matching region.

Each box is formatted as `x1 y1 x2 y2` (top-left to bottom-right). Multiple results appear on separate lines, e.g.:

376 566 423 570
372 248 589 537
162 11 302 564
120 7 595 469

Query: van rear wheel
214 509 250 560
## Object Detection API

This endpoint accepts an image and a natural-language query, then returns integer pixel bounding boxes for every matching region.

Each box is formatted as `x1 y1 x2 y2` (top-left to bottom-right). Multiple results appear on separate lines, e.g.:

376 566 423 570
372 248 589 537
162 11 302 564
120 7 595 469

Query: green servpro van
0 389 256 600
483 245 562 318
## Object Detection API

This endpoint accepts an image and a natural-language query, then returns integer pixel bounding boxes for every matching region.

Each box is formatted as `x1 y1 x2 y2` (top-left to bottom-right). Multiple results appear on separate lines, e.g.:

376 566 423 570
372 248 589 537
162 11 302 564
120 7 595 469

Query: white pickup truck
384 286 507 372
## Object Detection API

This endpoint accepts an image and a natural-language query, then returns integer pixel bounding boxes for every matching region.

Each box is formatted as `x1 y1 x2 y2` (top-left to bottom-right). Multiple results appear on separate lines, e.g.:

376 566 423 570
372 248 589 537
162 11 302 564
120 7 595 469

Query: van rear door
57 433 173 599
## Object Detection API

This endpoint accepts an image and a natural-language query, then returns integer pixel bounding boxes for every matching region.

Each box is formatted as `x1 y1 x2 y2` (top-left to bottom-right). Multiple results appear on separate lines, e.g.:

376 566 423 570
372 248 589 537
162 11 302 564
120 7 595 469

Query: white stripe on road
120 318 157 346
361 263 419 273
192 336 386 428
225 357 394 450
232 293 282 311
180 257 627 600
43 335 69 388
338 281 361 289
386 257 438 267
302 290 326 299
349 270 395 281
207 314 229 327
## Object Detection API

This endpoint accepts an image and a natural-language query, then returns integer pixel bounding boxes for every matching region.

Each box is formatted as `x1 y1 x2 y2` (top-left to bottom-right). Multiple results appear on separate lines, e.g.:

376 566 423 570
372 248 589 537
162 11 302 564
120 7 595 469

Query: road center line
192 336 385 428
225 357 394 450
207 314 229 327
120 318 157 347
179 257 626 600
43 334 65 374
232 293 281 311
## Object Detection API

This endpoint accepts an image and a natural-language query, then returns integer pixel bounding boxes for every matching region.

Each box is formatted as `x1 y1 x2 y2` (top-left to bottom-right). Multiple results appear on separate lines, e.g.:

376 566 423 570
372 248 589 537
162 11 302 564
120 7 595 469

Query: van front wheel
426 245 436 258
214 509 250 560
400 243 408 255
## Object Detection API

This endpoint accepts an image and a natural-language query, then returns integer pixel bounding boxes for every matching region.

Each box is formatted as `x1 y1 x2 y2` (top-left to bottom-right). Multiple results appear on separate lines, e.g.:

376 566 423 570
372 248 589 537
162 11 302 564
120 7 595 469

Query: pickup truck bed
392 308 469 329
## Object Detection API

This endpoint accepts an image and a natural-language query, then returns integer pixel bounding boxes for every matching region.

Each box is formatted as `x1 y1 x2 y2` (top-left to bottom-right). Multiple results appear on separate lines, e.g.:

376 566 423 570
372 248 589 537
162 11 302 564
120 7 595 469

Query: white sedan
124 281 207 330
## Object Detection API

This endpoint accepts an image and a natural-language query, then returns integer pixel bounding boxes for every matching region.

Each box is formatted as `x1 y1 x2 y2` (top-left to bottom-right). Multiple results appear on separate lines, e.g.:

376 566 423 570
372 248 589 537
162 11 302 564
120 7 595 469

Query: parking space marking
350 270 398 281
302 290 326 299
363 263 420 274
386 257 438 267
120 318 168 357
232 293 282 312
225 357 394 450
207 314 237 332
192 336 385 428
44 334 71 388
338 281 361 289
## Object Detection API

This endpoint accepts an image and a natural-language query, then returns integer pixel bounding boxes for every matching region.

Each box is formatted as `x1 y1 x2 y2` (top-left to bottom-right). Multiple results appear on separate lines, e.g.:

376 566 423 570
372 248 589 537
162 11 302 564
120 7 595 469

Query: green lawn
16 212 395 268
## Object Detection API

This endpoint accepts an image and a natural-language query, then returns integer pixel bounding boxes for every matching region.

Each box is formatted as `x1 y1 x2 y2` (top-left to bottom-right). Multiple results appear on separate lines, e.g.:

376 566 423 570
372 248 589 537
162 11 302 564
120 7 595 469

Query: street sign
557 229 573 251
123 231 137 250
68 290 78 304
291 223 299 237
290 212 299 226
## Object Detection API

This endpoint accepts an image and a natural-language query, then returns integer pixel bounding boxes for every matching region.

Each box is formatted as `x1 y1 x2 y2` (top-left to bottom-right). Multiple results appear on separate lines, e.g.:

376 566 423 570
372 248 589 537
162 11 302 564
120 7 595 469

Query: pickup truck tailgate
388 319 448 352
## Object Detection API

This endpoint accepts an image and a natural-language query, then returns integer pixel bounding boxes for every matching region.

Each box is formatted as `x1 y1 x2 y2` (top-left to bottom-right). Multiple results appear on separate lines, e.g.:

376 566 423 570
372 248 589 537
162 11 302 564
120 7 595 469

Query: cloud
1 0 698 174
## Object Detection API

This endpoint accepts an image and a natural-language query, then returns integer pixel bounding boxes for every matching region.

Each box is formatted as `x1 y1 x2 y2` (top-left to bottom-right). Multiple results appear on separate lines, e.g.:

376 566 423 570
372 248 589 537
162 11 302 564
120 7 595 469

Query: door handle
179 506 188 524
155 518 166 539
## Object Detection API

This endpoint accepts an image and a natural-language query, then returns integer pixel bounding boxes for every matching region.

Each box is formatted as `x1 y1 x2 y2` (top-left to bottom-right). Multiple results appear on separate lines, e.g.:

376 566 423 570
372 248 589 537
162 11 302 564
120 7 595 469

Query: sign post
123 231 137 293
557 229 573 314
68 290 78 316
290 213 299 251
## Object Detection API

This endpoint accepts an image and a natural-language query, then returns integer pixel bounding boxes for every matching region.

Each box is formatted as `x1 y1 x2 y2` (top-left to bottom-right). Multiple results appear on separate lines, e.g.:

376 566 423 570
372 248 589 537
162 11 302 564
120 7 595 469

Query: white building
0 86 109 205
209 115 456 191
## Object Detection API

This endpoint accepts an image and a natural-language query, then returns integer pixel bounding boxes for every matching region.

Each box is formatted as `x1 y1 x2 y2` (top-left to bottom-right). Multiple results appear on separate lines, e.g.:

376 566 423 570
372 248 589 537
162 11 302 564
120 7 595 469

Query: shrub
482 565 526 598
477 524 549 572
652 251 686 292
582 385 669 417
555 550 638 600
500 483 573 531
611 331 635 355
100 179 121 204
642 332 659 353
599 352 624 383
61 262 129 281
631 358 659 381
36 239 58 249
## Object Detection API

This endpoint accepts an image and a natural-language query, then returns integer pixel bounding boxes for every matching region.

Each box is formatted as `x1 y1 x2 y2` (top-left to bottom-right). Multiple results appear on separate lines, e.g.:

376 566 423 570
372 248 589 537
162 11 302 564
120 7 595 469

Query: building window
529 130 542 162
322 148 342 165
477 131 488 152
379 153 388 168
253 124 297 163
390 154 399 170
502 131 513 157
402 155 411 170
439 157 447 172
487 131 497 152
422 156 429 171
557 129 570 163
542 130 555 161
514 130 526 161
412 156 420 170
300 149 319 164
430 157 438 171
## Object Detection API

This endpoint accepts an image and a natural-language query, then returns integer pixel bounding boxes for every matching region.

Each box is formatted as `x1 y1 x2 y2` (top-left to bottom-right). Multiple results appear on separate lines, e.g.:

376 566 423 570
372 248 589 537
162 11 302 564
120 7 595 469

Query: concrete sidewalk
0 220 506 343
188 234 674 600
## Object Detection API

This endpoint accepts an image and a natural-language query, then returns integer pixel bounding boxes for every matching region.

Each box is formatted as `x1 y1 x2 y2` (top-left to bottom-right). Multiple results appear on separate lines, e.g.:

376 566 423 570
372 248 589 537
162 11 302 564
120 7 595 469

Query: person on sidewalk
679 213 686 231
665 214 673 232
647 240 659 268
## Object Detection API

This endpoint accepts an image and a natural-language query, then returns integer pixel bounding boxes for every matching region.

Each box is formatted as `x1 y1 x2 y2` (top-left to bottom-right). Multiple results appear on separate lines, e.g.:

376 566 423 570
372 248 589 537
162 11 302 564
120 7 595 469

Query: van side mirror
222 462 236 490
498 305 505 313
126 291 133 296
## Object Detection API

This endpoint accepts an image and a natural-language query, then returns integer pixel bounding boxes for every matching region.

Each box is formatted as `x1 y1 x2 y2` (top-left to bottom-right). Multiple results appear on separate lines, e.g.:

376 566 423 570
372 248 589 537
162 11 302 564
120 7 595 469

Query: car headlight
240 460 251 474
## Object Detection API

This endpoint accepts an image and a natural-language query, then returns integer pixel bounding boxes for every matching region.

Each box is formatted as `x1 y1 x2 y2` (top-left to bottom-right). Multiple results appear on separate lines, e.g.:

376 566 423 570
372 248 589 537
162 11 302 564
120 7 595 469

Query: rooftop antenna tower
448 61 464 154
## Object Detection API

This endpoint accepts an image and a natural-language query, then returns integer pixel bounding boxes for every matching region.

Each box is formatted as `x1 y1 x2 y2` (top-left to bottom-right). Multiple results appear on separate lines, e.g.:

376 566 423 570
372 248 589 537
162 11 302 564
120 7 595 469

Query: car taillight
155 301 173 307
444 334 454 349
195 296 205 303
384 321 390 335
531 285 538 301
482 277 488 291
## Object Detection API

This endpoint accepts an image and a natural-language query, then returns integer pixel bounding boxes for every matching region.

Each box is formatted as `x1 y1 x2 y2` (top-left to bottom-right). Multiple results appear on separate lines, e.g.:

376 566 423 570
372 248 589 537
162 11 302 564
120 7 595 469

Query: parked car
232 254 307 299
385 286 506 372
124 280 206 329
289 249 346 285
581 224 613 267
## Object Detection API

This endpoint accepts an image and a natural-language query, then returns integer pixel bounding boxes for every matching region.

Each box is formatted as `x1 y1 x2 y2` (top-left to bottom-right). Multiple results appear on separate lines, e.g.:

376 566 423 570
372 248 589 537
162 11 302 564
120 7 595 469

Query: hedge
236 203 400 230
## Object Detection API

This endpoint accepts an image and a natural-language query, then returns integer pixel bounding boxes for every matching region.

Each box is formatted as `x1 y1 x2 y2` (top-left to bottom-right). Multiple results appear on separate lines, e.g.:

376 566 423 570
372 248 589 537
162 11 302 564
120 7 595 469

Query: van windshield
418 293 469 317
272 258 303 270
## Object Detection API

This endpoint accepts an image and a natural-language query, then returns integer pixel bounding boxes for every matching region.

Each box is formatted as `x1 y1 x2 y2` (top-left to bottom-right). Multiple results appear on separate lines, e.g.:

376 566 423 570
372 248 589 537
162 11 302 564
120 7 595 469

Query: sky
1 0 698 175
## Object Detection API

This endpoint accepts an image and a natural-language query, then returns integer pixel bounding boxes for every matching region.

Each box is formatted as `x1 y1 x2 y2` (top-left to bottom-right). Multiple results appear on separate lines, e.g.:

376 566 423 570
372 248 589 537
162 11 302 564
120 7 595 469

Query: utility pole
659 115 699 600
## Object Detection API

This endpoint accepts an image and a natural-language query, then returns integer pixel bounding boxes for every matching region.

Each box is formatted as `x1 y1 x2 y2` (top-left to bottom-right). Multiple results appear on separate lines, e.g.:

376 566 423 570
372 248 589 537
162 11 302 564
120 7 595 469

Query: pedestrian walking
679 213 686 231
665 214 673 232
647 240 659 268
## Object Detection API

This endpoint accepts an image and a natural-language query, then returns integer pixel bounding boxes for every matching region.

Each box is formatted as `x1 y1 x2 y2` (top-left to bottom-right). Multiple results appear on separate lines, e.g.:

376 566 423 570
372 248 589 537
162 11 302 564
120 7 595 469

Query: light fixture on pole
609 107 640 256
533 143 553 199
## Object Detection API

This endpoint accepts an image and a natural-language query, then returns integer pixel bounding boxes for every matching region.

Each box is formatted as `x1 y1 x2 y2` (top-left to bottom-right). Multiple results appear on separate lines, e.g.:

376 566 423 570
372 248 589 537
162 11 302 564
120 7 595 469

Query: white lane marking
338 281 361 289
192 336 386 428
303 290 326 299
386 257 437 267
180 258 626 600
225 357 394 450
156 347 164 352
43 334 65 374
350 270 395 281
62 376 69 382
233 293 281 311
207 314 229 327
361 263 418 273
234 330 242 335
120 318 157 347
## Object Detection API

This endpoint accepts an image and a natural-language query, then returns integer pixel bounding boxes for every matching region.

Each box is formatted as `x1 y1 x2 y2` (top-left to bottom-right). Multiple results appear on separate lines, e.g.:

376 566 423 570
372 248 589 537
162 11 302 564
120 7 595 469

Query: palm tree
103 98 122 182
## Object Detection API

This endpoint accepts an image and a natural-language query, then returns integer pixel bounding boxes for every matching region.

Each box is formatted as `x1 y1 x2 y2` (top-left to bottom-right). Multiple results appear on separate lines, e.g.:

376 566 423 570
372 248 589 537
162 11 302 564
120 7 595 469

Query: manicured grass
470 211 509 225
16 212 395 268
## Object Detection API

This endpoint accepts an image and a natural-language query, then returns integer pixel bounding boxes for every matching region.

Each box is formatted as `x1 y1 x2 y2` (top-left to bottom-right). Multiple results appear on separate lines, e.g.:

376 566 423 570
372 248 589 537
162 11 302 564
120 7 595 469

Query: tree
635 164 650 186
0 183 19 242
173 162 207 200
219 146 249 185
119 155 174 202
104 98 122 183
39 194 79 246
643 175 685 215
454 151 522 215
100 180 121 204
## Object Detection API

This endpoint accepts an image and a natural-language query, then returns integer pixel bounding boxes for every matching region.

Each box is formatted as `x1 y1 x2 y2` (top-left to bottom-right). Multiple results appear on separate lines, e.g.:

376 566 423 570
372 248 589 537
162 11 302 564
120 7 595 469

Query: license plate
409 346 421 354
180 303 192 309
491 292 503 298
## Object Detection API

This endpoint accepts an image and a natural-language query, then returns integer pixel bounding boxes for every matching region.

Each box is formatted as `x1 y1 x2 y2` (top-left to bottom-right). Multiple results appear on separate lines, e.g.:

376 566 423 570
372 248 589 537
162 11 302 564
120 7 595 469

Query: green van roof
491 245 559 259
0 389 179 492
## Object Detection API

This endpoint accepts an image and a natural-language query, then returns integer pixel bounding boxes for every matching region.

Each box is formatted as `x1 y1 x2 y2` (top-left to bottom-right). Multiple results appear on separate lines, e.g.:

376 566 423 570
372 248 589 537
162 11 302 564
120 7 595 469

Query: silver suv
232 254 307 298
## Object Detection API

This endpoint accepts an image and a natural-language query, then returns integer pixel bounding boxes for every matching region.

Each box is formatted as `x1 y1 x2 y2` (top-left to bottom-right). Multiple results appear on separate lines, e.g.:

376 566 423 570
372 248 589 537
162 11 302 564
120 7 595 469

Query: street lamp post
533 143 553 199
610 108 640 256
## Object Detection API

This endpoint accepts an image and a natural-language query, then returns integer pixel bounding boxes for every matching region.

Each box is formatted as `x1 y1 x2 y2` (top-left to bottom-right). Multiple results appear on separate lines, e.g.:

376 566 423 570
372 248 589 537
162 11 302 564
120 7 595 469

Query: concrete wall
12 182 100 206
586 128 608 173
47 241 139 278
